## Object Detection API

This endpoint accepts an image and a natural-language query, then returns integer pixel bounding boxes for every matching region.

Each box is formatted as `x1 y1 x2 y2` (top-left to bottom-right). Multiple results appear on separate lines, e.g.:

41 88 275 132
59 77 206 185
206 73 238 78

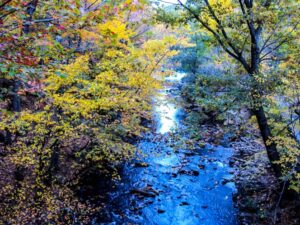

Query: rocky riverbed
97 72 238 224
95 71 299 225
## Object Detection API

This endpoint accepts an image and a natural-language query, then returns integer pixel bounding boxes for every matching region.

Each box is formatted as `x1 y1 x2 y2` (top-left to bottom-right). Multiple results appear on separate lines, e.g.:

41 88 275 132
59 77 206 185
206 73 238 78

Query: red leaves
56 24 65 31
21 1 28 7
0 35 39 66
15 46 38 66
15 54 38 66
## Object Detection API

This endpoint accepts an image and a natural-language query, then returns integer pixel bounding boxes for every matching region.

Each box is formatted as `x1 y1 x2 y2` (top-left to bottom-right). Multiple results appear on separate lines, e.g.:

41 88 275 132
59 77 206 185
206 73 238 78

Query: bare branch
238 0 256 42
260 38 290 61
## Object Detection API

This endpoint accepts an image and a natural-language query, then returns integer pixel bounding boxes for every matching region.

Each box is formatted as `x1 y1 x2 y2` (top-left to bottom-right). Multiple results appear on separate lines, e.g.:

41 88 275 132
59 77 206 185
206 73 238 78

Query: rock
146 200 154 205
208 137 215 143
137 195 145 199
157 209 166 214
134 162 149 168
198 142 206 148
222 178 233 185
130 186 159 198
180 201 190 206
194 213 200 218
178 169 199 176
184 151 197 156
228 169 235 174
198 164 206 169
229 158 235 167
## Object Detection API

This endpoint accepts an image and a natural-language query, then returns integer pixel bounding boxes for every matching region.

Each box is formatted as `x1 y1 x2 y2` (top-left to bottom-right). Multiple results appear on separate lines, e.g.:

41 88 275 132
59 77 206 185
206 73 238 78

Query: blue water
101 72 238 225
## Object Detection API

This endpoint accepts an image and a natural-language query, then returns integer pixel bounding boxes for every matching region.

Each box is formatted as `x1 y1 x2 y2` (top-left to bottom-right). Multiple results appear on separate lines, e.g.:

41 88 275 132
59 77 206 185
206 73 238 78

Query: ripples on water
102 72 238 225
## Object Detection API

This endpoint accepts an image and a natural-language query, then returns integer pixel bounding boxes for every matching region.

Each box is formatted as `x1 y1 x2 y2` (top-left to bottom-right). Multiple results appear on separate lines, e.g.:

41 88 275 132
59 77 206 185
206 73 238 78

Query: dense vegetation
161 0 299 191
0 0 181 223
0 0 299 224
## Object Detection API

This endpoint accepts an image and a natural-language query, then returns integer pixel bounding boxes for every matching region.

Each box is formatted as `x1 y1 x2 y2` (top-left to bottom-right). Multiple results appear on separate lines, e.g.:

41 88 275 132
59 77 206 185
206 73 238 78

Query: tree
175 0 299 179
0 1 180 223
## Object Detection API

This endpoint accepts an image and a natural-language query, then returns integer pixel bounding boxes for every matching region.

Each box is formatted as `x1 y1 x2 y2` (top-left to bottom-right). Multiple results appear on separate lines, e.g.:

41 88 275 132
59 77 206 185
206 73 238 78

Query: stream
100 72 238 225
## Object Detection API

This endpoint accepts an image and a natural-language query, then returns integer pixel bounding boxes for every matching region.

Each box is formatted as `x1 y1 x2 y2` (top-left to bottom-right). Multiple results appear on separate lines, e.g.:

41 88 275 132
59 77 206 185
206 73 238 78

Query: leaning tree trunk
248 18 283 178
252 105 282 177
249 69 282 178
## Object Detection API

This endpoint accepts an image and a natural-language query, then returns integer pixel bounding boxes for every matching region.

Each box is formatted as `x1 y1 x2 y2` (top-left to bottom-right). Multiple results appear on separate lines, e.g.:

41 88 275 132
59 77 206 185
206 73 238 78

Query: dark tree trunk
252 106 282 177
22 0 39 34
249 71 282 177
0 128 12 146
11 80 21 112
246 5 282 178
0 78 21 112
0 78 14 87
10 1 39 112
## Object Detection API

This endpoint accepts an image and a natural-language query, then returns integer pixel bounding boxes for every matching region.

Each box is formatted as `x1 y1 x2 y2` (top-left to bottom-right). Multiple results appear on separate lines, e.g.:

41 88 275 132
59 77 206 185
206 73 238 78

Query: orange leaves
0 36 39 67
78 29 100 41
15 55 38 67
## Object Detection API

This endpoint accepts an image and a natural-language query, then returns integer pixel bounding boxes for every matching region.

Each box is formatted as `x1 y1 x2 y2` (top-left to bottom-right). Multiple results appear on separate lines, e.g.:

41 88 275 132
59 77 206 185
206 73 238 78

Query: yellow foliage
79 29 101 41
97 19 133 42
0 1 182 222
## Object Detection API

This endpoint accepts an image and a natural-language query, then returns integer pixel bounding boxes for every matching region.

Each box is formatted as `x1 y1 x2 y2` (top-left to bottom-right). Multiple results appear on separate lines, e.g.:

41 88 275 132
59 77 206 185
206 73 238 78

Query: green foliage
172 32 210 73
172 0 300 190
155 6 188 27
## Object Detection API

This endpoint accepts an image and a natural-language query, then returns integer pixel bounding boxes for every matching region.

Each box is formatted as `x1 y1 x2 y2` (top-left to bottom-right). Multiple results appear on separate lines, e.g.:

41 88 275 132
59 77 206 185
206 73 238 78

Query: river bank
95 70 299 225
179 73 300 225
230 128 300 225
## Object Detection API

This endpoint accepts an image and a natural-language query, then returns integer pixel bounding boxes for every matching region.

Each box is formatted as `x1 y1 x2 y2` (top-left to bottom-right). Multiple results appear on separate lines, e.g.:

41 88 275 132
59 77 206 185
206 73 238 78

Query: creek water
100 72 238 225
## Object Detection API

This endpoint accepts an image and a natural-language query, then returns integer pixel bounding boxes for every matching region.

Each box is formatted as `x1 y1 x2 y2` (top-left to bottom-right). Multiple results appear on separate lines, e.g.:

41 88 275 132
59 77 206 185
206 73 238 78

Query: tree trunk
22 0 39 34
247 16 282 177
252 105 282 177
11 80 21 112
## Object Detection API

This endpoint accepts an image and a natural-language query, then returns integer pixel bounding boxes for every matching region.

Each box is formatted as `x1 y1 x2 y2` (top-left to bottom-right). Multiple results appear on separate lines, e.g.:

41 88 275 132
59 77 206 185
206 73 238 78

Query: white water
155 72 186 134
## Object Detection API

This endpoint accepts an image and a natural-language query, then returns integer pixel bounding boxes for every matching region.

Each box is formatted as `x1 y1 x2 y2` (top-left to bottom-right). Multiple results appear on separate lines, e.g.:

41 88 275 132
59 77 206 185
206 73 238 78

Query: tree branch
0 0 12 10
204 0 241 56
177 0 251 72
260 38 290 61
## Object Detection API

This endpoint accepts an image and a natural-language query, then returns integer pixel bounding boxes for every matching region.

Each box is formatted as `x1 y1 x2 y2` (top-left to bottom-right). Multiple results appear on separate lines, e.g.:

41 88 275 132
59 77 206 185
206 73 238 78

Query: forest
0 0 299 224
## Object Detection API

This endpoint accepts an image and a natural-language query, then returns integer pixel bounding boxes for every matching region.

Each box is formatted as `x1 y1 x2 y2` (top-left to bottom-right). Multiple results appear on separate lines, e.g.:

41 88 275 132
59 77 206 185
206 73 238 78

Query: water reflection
165 72 186 82
155 72 186 134
156 93 177 134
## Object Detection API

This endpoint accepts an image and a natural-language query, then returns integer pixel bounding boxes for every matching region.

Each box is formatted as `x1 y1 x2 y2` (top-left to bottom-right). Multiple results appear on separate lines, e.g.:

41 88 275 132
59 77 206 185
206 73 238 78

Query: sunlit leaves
0 1 179 223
